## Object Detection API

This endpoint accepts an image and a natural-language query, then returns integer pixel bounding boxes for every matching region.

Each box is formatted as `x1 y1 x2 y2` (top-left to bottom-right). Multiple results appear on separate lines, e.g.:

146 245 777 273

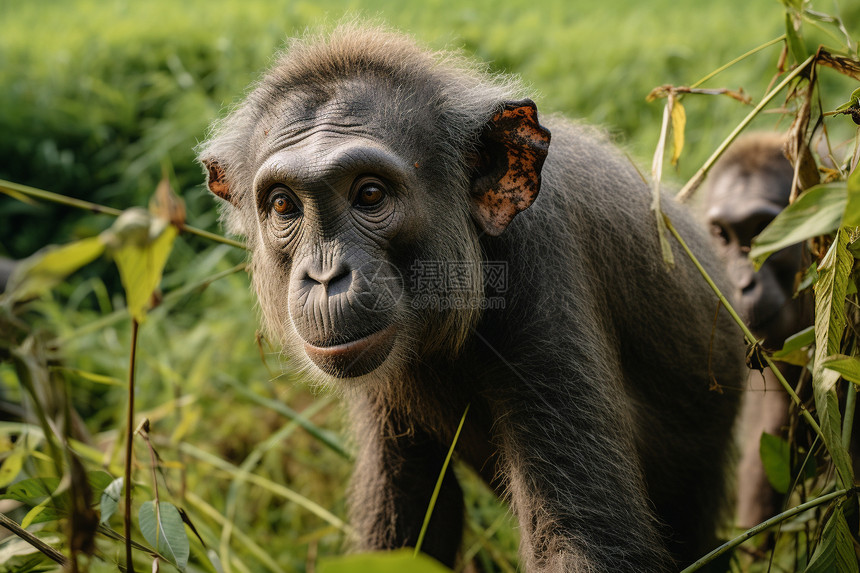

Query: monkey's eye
269 187 299 217
353 177 387 208
710 224 729 245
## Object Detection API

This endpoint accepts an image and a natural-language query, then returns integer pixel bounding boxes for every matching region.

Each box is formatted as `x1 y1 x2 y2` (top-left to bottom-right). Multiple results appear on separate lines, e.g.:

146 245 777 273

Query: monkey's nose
302 263 353 296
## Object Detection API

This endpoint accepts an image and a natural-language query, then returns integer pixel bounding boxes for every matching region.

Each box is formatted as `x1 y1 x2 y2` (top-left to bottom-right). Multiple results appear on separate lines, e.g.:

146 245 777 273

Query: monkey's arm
492 358 676 572
346 394 465 567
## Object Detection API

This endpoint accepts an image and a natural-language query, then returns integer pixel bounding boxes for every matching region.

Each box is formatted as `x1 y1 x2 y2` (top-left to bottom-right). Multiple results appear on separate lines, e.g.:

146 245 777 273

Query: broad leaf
139 501 189 571
822 354 860 386
749 183 846 269
812 229 854 488
805 505 859 573
103 208 178 323
4 236 105 302
760 432 791 494
0 477 59 505
319 549 453 573
772 325 815 365
99 477 123 525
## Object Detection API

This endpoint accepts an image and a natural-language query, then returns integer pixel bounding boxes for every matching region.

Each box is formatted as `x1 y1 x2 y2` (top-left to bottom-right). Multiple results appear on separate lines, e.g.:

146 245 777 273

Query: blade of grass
179 442 351 534
414 403 470 557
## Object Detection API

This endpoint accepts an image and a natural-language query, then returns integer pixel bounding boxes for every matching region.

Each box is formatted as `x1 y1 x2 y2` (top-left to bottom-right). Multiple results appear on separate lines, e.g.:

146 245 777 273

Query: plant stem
681 488 851 572
664 216 825 443
677 53 816 201
124 318 140 573
690 35 786 89
0 178 246 250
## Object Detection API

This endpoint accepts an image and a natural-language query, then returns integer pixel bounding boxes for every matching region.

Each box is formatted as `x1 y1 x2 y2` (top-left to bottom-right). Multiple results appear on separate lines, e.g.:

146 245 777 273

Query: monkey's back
497 117 745 560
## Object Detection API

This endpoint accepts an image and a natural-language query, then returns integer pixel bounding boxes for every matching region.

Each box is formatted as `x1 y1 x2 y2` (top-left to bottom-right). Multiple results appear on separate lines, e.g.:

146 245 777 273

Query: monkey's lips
303 325 397 378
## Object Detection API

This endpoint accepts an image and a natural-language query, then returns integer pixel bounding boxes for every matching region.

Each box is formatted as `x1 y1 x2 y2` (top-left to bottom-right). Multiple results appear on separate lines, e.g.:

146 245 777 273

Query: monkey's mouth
303 324 397 378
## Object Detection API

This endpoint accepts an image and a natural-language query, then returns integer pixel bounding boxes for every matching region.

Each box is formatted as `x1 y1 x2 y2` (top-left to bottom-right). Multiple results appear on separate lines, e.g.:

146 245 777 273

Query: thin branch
0 178 246 250
664 216 825 442
0 512 70 566
690 35 786 89
677 53 816 201
681 488 852 572
124 318 140 573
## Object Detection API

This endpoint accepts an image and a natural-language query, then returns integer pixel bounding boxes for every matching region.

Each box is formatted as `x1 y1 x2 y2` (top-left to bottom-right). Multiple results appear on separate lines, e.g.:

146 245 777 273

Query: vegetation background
0 0 858 571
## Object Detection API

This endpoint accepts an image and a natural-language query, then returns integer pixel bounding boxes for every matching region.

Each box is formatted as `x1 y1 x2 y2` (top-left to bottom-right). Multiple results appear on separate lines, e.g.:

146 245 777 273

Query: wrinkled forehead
251 76 430 156
707 164 792 209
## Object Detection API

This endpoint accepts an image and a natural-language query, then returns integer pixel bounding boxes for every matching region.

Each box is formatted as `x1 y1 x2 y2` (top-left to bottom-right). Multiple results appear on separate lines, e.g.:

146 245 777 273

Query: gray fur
199 25 744 572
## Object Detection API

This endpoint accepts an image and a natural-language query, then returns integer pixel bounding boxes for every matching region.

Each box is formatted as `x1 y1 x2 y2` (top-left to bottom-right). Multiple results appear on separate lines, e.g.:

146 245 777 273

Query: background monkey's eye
354 177 386 208
270 188 298 216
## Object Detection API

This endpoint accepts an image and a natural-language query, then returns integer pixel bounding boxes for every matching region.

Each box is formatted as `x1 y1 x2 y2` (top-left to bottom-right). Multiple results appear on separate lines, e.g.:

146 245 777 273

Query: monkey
704 132 812 529
197 25 745 572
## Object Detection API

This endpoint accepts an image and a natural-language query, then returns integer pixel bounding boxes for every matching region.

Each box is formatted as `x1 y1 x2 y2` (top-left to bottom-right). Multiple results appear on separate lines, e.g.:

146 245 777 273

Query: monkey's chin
303 325 397 378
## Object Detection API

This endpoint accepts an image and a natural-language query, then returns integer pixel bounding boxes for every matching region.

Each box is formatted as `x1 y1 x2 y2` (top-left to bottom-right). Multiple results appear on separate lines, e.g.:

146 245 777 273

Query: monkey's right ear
470 99 551 237
202 158 240 207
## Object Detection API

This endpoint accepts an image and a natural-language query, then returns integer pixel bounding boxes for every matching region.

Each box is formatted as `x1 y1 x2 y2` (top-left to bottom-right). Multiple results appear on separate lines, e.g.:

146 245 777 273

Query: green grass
0 0 859 571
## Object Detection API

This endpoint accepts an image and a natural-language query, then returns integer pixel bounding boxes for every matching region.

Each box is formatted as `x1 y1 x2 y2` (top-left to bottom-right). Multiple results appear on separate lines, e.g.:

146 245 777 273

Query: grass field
1 1 858 571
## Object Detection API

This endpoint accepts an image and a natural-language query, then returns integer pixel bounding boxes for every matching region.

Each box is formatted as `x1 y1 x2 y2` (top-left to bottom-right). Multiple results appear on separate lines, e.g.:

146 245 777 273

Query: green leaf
0 450 25 488
139 501 189 571
4 236 105 302
785 11 807 63
822 355 860 385
842 159 860 226
834 87 860 112
103 208 178 323
99 477 123 525
0 477 59 505
812 229 854 489
750 183 846 269
760 432 791 494
318 549 453 573
805 505 859 573
773 325 815 365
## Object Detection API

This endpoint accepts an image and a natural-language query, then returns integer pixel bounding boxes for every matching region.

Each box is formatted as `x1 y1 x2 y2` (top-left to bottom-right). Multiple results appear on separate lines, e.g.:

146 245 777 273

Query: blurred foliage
1 0 860 572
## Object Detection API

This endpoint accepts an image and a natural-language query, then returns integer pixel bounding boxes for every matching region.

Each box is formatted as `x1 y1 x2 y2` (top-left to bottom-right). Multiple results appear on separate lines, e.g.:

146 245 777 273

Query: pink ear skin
203 158 239 207
470 99 551 237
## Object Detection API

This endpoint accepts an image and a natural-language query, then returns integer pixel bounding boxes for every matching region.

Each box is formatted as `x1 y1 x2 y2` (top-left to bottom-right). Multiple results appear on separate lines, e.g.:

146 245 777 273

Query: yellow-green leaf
104 208 178 323
21 502 48 529
0 450 25 488
4 236 106 302
812 229 854 488
319 550 453 573
670 99 686 167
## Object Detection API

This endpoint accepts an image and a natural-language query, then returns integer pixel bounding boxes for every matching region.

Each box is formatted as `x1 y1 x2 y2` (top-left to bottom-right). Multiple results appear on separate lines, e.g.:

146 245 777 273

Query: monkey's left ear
470 99 551 236
201 157 240 207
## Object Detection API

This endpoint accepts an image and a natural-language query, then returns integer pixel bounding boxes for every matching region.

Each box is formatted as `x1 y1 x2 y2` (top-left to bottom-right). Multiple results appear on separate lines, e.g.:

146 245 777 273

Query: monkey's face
250 124 418 379
706 170 808 348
